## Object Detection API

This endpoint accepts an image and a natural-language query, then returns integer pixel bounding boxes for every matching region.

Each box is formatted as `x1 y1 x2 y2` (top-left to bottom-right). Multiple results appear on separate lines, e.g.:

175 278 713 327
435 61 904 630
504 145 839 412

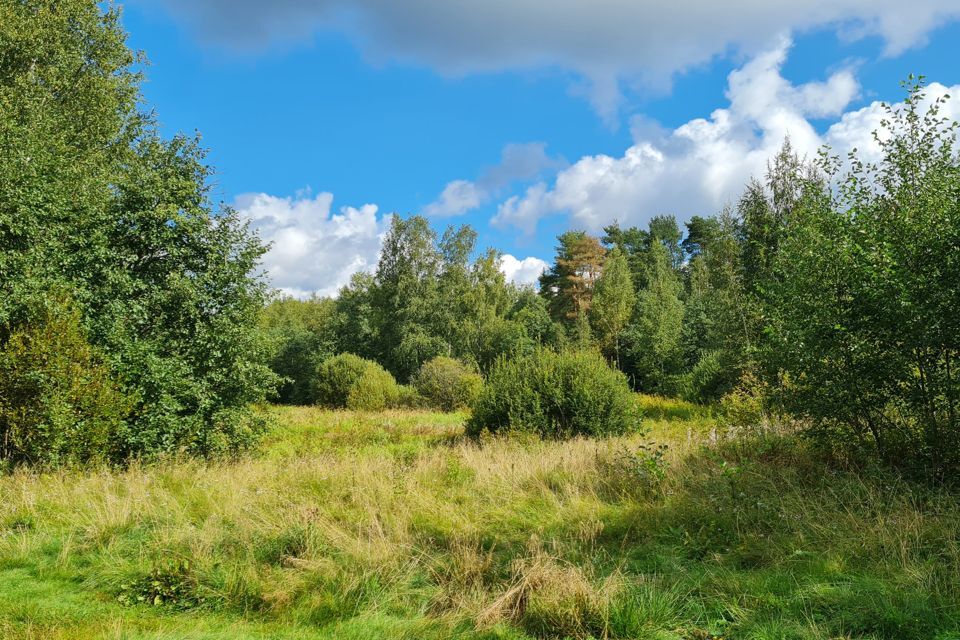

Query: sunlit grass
0 397 958 639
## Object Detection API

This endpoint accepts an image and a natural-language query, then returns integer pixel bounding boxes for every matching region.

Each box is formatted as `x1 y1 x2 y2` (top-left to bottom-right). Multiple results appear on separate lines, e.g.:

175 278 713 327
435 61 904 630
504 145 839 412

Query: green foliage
623 241 685 393
117 560 204 610
717 369 773 430
411 357 484 412
765 78 960 475
539 231 606 323
315 354 402 411
589 247 635 367
261 297 337 404
467 348 641 438
0 297 133 466
0 0 277 462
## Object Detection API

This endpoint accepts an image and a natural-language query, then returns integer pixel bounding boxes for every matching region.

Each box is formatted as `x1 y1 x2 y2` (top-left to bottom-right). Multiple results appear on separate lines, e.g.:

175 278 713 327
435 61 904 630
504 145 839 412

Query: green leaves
467 348 642 439
0 1 276 462
764 78 960 476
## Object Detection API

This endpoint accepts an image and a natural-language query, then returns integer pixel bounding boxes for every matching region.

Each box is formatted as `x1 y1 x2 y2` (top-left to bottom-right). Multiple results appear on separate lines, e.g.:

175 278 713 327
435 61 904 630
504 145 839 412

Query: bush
396 384 426 409
412 356 483 411
467 348 641 439
719 370 772 429
0 299 134 466
315 354 401 411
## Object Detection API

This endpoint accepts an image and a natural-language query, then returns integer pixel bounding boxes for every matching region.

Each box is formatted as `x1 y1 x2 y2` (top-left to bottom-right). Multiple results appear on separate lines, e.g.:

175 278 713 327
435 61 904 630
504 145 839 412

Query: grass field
1 398 959 639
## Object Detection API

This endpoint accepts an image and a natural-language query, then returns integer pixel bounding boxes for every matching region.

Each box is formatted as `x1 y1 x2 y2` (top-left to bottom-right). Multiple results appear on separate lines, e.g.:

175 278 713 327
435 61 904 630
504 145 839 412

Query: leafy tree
624 241 685 393
335 272 379 361
602 223 650 288
508 289 566 351
0 1 277 460
648 214 684 269
0 297 133 466
261 296 337 404
682 215 722 261
590 247 635 367
680 210 754 401
765 79 960 476
740 138 807 293
448 248 517 371
371 215 444 379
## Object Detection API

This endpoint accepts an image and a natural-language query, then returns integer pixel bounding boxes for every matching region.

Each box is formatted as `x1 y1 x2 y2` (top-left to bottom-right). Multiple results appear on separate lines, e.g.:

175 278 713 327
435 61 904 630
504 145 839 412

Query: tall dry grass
1 403 958 638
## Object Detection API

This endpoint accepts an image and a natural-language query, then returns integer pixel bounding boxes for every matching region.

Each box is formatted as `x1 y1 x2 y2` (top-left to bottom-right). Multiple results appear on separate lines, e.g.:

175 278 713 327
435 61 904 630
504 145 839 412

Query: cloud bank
492 37 960 234
498 255 549 287
151 0 960 119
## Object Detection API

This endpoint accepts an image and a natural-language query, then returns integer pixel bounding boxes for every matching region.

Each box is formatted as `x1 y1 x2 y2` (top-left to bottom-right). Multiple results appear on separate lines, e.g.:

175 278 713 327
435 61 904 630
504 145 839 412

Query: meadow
2 398 958 640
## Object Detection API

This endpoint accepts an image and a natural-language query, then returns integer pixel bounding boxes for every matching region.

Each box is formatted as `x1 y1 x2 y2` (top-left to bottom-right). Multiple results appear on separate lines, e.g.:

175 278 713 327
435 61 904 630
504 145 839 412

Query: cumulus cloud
148 0 960 118
499 254 549 286
492 36 960 234
236 191 390 298
423 142 563 217
236 190 551 296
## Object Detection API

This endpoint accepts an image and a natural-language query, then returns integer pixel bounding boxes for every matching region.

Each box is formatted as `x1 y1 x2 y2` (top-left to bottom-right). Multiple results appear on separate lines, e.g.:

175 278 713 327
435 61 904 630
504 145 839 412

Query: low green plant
719 370 771 429
467 348 641 439
412 356 484 412
117 560 205 609
315 353 402 411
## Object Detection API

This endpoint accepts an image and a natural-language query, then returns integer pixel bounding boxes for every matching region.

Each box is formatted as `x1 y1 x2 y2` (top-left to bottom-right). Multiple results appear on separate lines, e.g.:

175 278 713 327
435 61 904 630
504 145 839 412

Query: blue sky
119 1 960 296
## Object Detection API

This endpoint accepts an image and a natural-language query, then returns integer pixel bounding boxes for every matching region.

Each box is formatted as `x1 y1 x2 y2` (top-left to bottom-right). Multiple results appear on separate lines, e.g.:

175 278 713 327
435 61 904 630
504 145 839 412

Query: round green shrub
467 348 641 439
0 298 134 466
412 356 484 412
315 354 401 411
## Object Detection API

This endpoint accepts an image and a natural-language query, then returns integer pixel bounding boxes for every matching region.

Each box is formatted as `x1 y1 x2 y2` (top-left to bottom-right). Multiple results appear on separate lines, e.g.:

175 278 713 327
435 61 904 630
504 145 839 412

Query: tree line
265 81 960 477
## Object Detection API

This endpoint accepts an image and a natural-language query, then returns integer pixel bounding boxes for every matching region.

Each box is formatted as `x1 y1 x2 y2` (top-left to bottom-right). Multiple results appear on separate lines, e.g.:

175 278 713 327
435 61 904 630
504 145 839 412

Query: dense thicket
263 215 565 402
0 1 276 462
5 1 953 475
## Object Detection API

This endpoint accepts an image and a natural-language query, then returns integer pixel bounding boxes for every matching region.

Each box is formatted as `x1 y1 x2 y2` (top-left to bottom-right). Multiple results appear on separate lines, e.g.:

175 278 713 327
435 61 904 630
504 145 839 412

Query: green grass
1 398 959 639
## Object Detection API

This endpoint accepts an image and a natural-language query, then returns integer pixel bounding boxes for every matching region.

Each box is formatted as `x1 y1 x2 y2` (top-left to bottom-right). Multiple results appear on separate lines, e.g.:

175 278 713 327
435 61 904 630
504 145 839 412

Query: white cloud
499 254 549 286
423 180 484 217
424 142 563 217
236 191 390 298
150 0 960 119
492 37 960 233
237 189 552 295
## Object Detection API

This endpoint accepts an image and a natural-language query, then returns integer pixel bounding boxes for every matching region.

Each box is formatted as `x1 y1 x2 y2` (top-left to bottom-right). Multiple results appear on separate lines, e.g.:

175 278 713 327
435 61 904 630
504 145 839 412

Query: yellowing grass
0 400 958 639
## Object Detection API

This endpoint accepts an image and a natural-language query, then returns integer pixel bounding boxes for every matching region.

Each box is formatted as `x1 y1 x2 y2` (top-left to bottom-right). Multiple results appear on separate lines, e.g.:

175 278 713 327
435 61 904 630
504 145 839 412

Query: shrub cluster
467 348 641 439
314 354 402 411
411 356 483 411
0 299 133 466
